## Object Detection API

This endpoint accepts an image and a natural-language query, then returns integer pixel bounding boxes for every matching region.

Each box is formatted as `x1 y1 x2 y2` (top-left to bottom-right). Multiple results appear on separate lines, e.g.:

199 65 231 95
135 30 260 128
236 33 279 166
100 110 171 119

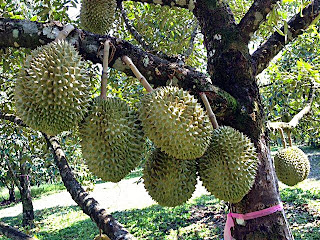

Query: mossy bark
193 1 293 239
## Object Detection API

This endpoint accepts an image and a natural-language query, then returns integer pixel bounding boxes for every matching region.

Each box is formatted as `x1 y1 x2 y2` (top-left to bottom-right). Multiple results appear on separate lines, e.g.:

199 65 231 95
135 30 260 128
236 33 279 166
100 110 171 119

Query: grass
0 147 319 239
0 190 319 240
0 183 65 210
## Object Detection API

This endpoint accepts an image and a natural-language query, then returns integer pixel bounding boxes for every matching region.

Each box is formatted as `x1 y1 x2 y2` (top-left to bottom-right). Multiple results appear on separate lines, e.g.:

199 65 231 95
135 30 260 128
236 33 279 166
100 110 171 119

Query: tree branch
119 2 152 51
267 81 317 130
252 0 320 75
0 111 135 240
0 18 238 118
123 0 195 10
0 221 35 240
182 22 198 58
238 0 280 45
43 135 135 240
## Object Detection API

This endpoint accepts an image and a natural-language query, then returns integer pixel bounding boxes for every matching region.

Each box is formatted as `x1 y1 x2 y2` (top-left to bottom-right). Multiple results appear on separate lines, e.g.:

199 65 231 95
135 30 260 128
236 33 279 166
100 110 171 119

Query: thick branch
0 112 135 240
0 18 237 118
43 135 135 240
0 222 35 240
238 0 280 44
252 0 320 75
268 81 316 130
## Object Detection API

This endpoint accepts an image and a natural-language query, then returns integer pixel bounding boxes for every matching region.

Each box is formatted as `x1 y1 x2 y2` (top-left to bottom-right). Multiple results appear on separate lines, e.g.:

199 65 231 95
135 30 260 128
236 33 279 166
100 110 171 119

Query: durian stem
286 129 293 147
100 40 110 100
279 128 287 148
200 92 219 129
99 229 102 237
122 56 154 92
54 24 75 42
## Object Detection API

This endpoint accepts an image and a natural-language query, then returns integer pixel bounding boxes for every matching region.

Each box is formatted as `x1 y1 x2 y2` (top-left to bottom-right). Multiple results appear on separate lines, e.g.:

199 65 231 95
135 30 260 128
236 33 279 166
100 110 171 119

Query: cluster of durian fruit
14 38 260 206
15 1 261 208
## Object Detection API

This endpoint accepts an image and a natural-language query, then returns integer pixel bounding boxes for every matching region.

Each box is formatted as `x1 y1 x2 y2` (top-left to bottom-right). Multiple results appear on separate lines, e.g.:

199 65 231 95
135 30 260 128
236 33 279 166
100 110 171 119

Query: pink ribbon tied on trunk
224 202 284 240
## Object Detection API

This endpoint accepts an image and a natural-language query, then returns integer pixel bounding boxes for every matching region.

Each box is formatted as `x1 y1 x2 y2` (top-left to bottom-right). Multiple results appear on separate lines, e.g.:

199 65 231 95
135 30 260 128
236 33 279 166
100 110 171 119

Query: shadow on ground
1 193 320 240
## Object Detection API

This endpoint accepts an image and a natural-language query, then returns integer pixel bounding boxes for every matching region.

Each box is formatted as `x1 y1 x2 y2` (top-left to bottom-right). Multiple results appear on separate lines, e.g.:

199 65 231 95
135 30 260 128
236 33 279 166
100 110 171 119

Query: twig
119 2 152 51
182 22 199 58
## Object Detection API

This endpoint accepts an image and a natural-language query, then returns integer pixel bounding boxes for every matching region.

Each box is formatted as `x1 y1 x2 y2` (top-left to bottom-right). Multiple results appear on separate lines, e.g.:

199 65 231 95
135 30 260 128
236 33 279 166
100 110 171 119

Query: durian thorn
101 40 111 100
279 128 287 148
122 56 154 93
200 92 219 129
55 24 75 42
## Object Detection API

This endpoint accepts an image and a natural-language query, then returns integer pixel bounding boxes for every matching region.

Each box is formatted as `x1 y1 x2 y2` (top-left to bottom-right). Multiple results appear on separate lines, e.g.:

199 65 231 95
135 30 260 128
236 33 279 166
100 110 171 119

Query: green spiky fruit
143 148 197 207
274 147 310 186
94 234 110 240
80 0 117 34
80 97 145 183
15 40 91 135
198 126 259 203
139 86 213 160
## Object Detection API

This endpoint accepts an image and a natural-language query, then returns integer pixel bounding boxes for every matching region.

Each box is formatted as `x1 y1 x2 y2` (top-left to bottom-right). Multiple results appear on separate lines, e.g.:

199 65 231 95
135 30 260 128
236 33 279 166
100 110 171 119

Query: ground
0 147 319 240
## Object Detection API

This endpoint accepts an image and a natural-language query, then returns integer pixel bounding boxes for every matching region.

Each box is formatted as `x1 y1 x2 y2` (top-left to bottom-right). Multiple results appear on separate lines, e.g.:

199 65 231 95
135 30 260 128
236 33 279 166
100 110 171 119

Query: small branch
267 81 316 130
0 221 36 240
119 2 152 51
252 0 320 75
238 0 280 45
183 22 199 58
0 112 27 127
124 0 193 9
4 156 22 192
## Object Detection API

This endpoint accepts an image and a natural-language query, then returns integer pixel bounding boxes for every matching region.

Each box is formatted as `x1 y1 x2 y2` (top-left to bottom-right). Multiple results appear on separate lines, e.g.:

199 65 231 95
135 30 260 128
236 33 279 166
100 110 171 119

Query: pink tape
224 203 283 240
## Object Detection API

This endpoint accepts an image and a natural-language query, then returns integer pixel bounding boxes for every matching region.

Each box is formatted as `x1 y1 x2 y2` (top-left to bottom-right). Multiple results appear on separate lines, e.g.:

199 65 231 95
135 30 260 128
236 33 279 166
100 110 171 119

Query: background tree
0 0 319 239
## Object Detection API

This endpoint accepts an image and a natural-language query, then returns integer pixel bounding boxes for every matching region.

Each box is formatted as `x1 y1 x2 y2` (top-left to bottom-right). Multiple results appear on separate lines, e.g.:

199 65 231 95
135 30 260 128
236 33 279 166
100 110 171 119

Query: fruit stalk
200 92 219 129
101 40 110 99
122 56 154 92
279 128 287 148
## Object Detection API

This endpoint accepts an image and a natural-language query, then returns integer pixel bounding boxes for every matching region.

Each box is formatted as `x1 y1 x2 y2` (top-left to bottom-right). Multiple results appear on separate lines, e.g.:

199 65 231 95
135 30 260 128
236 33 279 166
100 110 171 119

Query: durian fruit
79 97 145 183
80 0 117 35
94 234 111 240
139 86 213 160
198 126 259 203
15 40 91 135
143 148 197 207
274 147 310 186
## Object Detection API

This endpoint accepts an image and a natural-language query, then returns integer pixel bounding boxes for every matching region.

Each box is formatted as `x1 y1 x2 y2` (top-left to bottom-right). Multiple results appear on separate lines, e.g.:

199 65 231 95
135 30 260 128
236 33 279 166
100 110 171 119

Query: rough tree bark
19 161 34 228
0 221 36 240
1 0 319 239
8 183 16 202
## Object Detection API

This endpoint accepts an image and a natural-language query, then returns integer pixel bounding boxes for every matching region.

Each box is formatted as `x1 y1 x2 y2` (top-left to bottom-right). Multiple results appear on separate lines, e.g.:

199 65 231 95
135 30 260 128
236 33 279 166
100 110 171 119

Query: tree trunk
19 163 34 228
8 183 16 202
193 1 293 239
